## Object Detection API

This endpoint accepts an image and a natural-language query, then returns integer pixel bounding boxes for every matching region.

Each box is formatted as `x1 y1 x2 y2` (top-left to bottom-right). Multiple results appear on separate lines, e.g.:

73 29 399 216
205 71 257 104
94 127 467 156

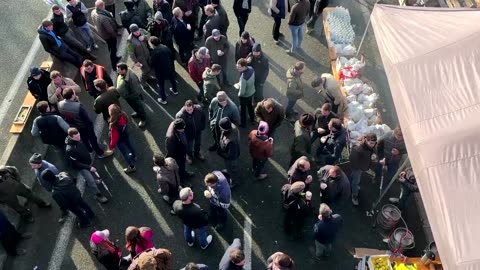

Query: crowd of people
0 0 417 268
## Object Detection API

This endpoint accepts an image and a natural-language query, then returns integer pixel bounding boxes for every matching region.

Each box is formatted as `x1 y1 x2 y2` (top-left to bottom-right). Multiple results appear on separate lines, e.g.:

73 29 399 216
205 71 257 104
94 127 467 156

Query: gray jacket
127 29 151 66
208 97 240 128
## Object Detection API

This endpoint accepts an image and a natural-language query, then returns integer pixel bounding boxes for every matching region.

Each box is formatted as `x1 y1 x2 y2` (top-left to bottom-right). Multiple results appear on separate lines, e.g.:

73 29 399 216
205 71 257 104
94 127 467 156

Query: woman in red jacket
248 121 273 180
108 104 137 173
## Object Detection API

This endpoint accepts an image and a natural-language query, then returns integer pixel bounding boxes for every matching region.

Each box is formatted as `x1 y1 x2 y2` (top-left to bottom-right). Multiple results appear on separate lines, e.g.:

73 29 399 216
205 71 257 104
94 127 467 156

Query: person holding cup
204 171 231 231
205 29 230 86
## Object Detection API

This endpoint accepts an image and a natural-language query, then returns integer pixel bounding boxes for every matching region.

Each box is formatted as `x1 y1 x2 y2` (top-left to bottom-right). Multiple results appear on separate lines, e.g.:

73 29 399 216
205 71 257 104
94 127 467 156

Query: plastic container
367 255 393 270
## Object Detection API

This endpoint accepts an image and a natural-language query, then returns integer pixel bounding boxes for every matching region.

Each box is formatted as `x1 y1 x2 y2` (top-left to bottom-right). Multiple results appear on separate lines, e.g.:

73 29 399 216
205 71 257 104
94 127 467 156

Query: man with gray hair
313 203 343 259
173 187 213 249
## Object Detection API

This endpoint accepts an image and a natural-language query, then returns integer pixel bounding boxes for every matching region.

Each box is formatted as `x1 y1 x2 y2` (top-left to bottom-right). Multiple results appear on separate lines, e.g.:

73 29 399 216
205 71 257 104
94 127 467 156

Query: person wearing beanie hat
127 23 156 82
211 0 229 36
148 11 175 54
203 4 221 39
90 229 124 269
176 100 207 164
172 187 213 249
208 91 240 151
281 178 308 238
91 0 120 68
188 47 211 102
289 113 313 166
149 35 177 105
316 118 347 167
166 119 195 184
248 121 273 180
217 117 241 188
27 66 51 104
205 28 229 86
247 43 270 103
233 0 252 36
155 11 163 20
285 61 306 120
235 31 255 62
120 1 146 31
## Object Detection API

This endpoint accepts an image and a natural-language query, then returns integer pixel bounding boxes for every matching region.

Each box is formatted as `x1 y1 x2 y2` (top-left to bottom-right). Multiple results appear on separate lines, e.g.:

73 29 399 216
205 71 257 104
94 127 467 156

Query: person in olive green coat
202 64 222 102
285 61 305 120
235 58 256 127
116 63 147 127
127 24 154 82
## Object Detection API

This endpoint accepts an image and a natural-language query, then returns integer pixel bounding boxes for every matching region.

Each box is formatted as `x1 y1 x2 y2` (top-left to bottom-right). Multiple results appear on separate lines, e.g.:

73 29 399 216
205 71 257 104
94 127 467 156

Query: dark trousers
157 73 178 100
125 97 147 121
68 199 95 226
272 17 282 41
235 14 249 36
106 37 119 69
186 133 202 157
176 155 187 184
0 182 48 219
178 44 193 64
57 44 82 68
254 82 264 103
284 211 305 237
239 95 255 126
198 7 207 37
79 127 104 155
61 30 88 56
306 14 320 29
117 129 136 167
210 204 227 225
210 125 221 148
252 158 267 177
285 97 298 117
0 220 22 255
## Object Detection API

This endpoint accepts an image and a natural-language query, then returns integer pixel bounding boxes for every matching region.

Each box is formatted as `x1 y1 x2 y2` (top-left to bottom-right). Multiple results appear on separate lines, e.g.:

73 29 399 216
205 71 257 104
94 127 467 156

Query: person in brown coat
255 98 284 137
91 0 120 68
248 121 273 180
93 79 121 122
153 154 181 204
205 29 229 86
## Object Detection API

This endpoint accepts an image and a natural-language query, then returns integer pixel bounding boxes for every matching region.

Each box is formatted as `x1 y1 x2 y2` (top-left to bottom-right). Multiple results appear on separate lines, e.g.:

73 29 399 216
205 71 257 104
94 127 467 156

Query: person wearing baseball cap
90 229 123 269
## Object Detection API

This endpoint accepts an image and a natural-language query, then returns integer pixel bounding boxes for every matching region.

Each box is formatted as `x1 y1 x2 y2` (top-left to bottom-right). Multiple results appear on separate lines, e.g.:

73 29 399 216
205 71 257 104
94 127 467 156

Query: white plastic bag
346 95 357 103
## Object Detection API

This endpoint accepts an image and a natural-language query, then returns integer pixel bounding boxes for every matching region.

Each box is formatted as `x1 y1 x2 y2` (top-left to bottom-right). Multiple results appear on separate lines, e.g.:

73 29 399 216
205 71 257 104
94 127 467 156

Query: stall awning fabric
371 5 480 270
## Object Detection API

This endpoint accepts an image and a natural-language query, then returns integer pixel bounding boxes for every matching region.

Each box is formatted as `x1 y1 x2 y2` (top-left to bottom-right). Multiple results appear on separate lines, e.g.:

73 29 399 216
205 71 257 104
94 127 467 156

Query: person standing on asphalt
149 36 178 105
313 203 343 258
120 0 146 31
288 156 313 190
316 118 347 166
235 31 255 63
286 0 310 54
80 59 114 99
248 121 273 180
246 43 270 103
172 7 194 64
235 58 256 127
375 127 407 184
233 0 251 37
125 226 154 260
317 165 351 205
208 91 241 151
90 229 124 270
311 103 338 144
166 119 195 184
132 0 153 26
203 64 222 102
153 0 173 24
173 0 200 40
282 181 309 238
65 0 98 52
104 0 116 16
349 133 377 206
306 0 329 34
176 100 206 164
47 70 81 109
93 79 121 122
266 252 296 270
389 168 418 211
0 165 51 223
204 171 231 231
219 238 245 269
116 63 148 128
203 5 221 39
268 0 287 44
205 29 229 86
27 66 51 105
65 127 111 203
31 101 69 148
212 0 230 36
153 154 181 204
128 24 156 83
173 187 213 249
188 47 211 103
285 61 305 120
255 98 284 138
148 11 175 54
182 262 209 270
41 169 96 228
289 113 314 166
91 0 120 68
217 117 241 188
108 104 138 173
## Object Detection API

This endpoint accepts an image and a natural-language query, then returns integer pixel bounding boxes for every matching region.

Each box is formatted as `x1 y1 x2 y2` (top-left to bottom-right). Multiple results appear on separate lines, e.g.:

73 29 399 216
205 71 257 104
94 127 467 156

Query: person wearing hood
290 113 314 166
127 247 172 270
182 262 209 270
93 79 122 122
149 36 177 105
285 61 305 120
41 169 96 228
204 171 231 231
311 73 347 119
233 0 252 36
131 0 153 26
172 7 194 64
235 31 255 62
317 165 351 206
316 118 346 166
248 121 273 180
153 154 181 204
212 0 229 36
65 128 110 204
124 226 154 261
65 0 98 52
202 64 222 102
217 117 241 188
148 11 175 54
153 0 173 23
91 0 120 68
313 203 343 259
38 19 82 68
282 181 309 239
31 101 69 148
205 29 229 86
203 5 221 39
173 0 200 40
288 156 313 190
166 119 195 184
128 24 155 82
116 63 148 128
255 98 284 137
208 91 241 151
176 100 206 164
235 58 256 127
27 66 51 105
188 47 211 102
120 0 146 31
108 104 137 173
266 252 295 270
246 43 270 103
90 229 124 270
268 0 287 43
349 132 377 206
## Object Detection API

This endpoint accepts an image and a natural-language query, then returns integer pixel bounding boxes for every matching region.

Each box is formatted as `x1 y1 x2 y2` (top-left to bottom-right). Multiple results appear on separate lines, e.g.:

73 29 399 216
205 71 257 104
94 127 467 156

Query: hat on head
30 67 41 76
290 181 306 194
241 31 250 40
90 229 110 244
197 47 209 56
252 43 262 52
216 91 227 102
129 23 140 32
154 11 163 20
257 121 269 136
311 76 323 88
173 118 185 130
179 187 192 201
29 153 42 164
300 113 314 127
212 29 220 37
219 117 232 130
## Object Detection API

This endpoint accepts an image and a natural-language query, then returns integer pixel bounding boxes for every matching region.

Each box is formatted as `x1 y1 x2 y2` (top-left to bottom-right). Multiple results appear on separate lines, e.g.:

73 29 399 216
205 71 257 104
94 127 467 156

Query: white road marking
243 216 253 270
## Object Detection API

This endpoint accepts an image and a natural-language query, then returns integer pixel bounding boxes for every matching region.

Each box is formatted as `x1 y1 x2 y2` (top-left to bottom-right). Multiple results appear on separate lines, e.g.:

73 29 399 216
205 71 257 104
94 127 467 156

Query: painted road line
243 216 253 270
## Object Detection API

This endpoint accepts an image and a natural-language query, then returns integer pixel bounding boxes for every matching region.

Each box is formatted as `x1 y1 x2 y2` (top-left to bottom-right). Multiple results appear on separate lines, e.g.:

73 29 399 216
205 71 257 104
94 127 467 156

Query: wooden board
323 7 337 61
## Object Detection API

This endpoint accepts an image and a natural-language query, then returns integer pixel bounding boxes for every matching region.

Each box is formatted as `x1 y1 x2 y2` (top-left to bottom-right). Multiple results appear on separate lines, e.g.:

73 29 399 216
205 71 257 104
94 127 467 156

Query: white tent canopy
371 5 480 270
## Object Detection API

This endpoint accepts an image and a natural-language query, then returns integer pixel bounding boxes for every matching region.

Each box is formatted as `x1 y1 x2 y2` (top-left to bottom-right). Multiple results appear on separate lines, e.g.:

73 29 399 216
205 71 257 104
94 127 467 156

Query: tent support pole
356 1 382 57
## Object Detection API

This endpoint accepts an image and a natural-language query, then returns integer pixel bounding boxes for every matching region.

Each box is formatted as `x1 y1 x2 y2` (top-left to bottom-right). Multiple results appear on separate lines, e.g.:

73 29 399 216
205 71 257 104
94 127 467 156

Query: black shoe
208 144 218 151
38 202 52 208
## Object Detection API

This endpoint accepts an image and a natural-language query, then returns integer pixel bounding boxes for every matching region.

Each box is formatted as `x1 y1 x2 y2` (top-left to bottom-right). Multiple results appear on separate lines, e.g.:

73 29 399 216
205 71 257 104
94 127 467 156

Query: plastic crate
367 255 393 270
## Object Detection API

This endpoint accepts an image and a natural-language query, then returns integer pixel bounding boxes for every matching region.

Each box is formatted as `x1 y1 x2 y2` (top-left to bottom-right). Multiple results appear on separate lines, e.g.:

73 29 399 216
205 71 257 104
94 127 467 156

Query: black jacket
38 26 63 59
27 70 51 102
313 109 338 135
247 53 269 84
65 137 92 170
120 10 145 31
218 126 240 160
175 105 206 140
51 13 70 36
32 113 68 146
171 17 191 47
50 172 83 210
165 122 188 162
349 141 375 171
150 44 175 76
233 0 252 16
319 127 347 164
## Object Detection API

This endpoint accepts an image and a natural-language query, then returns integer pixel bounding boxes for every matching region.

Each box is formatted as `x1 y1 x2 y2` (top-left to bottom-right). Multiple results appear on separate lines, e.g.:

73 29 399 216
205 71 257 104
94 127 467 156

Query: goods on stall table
326 7 357 57
368 255 394 270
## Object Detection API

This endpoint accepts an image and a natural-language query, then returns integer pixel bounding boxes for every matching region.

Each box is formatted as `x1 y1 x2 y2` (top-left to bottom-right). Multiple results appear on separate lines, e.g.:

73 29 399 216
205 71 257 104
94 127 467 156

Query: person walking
65 0 98 52
31 101 69 148
313 203 343 258
90 229 124 270
285 61 305 120
108 104 137 173
286 0 310 54
306 0 329 34
80 59 114 99
311 103 338 144
289 113 314 166
173 187 213 249
288 156 313 190
266 252 295 270
148 11 175 54
202 64 222 102
172 7 194 64
234 31 255 63
120 0 146 30
153 154 181 204
204 171 231 231
248 121 273 180
166 119 195 184
212 0 230 36
219 238 245 270
128 24 155 83
91 0 120 68
208 91 240 151
149 36 178 104
268 0 287 43
47 70 81 109
176 100 206 164
0 210 30 256
27 66 51 105
246 43 269 103
282 181 309 239
65 127 110 203
255 98 284 137
317 165 351 206
93 79 121 122
235 58 256 127
233 0 251 37
124 226 154 260
217 117 241 188
188 47 211 103
349 133 377 206
316 118 347 166
205 29 229 86
116 63 148 127
203 5 221 39
41 169 96 228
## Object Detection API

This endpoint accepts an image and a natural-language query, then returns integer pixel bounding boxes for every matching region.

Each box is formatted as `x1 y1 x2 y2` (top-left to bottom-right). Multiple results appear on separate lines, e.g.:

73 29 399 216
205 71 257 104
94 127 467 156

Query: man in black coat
176 100 206 164
31 101 70 148
120 0 146 31
27 67 51 105
203 5 221 39
311 103 338 144
233 0 251 36
247 43 270 103
38 19 82 67
166 119 195 184
149 36 178 104
172 7 194 64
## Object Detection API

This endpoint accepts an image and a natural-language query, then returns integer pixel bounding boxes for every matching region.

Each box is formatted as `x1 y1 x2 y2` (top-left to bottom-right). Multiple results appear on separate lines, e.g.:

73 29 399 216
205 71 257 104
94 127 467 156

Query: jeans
157 73 178 100
288 24 304 52
239 95 255 126
272 17 282 41
254 82 264 103
117 129 136 167
78 127 104 156
210 204 227 225
224 159 240 185
106 37 119 68
350 168 362 197
186 133 202 157
236 14 249 36
184 225 208 247
61 29 88 55
69 199 95 226
78 169 102 195
315 240 332 257
125 97 147 121
285 97 298 117
77 24 95 47
252 158 267 177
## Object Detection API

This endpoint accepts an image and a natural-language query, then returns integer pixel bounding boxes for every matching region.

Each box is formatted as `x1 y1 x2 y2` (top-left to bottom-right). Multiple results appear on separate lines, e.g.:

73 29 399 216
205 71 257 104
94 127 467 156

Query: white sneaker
169 88 178 95
157 98 167 105
201 235 213 250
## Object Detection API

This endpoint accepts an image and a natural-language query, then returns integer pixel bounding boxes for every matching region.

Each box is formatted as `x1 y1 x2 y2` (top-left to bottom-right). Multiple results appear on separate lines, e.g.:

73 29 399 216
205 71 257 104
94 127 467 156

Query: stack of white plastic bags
326 7 356 57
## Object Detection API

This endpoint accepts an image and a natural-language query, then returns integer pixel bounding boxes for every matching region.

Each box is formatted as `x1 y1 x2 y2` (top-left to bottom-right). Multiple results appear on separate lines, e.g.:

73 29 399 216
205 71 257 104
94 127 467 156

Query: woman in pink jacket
125 226 154 261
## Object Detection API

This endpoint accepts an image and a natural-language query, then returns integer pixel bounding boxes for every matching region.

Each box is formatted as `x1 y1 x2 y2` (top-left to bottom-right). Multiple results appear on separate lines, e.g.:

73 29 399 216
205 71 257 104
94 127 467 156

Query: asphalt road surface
3 0 428 269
